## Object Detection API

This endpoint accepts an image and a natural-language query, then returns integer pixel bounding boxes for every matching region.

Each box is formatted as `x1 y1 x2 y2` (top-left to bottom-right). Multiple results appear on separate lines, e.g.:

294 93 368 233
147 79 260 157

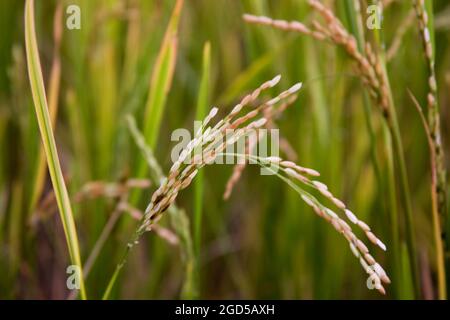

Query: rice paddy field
1 0 450 300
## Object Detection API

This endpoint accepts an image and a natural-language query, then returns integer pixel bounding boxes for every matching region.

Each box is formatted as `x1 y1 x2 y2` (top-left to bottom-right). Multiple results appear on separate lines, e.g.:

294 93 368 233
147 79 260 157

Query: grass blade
24 0 86 299
143 0 184 147
127 115 195 298
193 42 211 299
372 11 419 298
413 0 447 299
194 42 211 256
104 0 185 299
28 2 62 216
130 0 184 206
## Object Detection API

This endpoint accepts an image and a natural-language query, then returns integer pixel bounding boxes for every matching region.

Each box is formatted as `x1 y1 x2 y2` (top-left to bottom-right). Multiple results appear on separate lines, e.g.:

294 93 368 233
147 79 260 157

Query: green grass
132 0 184 198
0 0 449 300
193 42 211 298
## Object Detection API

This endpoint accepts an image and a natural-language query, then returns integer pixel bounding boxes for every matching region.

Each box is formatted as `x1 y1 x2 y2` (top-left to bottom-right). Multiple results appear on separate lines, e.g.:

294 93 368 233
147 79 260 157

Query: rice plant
0 0 448 300
103 76 389 298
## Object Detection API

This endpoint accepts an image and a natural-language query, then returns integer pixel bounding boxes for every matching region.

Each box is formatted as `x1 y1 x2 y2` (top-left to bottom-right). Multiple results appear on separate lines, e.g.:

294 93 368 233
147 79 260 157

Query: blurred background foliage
0 0 450 299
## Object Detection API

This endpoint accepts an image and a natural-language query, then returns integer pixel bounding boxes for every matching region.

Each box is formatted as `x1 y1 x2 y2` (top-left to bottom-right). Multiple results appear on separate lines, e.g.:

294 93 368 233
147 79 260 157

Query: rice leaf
28 2 62 216
24 0 86 300
194 42 211 256
191 42 211 299
143 0 184 148
131 0 184 206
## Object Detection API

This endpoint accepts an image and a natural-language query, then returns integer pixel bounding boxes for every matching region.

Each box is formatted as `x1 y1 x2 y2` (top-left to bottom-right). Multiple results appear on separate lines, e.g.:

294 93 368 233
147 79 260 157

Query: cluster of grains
258 157 390 294
413 0 447 225
223 94 298 200
243 0 392 118
129 75 389 293
223 130 260 200
133 76 301 241
243 2 391 293
414 0 438 129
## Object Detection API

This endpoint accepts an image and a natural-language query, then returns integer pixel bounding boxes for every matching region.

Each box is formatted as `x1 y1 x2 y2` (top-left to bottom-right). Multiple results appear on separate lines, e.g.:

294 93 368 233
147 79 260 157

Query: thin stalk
413 0 447 299
372 1 419 297
341 0 402 296
387 89 419 297
103 245 132 300
68 195 125 300
131 0 184 205
409 90 447 300
378 49 419 297
192 42 211 298
341 0 382 185
126 115 195 299
383 121 402 297
24 0 86 299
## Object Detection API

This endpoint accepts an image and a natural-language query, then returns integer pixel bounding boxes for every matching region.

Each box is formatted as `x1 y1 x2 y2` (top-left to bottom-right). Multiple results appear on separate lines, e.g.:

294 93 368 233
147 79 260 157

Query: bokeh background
1 0 450 299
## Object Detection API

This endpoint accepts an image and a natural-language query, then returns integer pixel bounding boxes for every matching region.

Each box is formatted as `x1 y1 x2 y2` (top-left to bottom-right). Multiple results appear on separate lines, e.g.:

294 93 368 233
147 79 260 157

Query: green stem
341 0 402 296
370 0 419 297
413 0 447 299
382 123 402 298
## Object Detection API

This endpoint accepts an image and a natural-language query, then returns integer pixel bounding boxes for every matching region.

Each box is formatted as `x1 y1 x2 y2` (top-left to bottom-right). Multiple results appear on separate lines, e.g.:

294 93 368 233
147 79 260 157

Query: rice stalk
228 152 389 294
130 0 184 206
340 0 403 297
126 115 195 299
67 178 151 300
103 76 389 298
371 1 419 297
243 5 390 117
244 0 418 296
408 90 445 300
413 0 447 300
24 0 86 300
